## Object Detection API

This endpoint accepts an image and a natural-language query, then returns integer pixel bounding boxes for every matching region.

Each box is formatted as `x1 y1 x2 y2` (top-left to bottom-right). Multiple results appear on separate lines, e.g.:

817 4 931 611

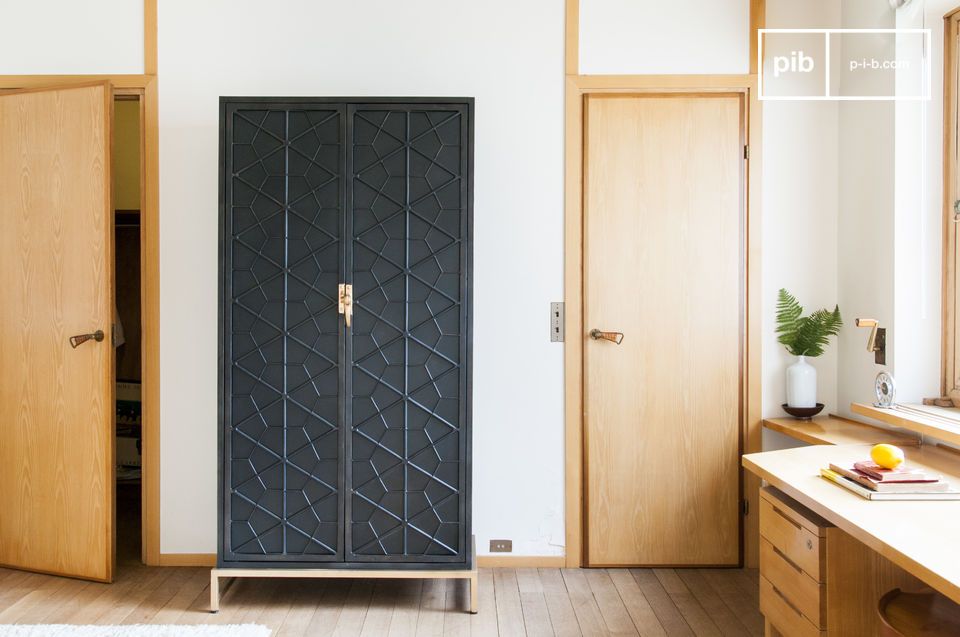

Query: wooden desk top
763 415 920 446
743 443 960 605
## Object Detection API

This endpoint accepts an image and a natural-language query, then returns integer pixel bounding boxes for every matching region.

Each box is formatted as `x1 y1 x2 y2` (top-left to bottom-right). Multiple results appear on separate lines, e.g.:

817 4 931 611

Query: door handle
338 284 354 328
69 330 104 349
589 329 624 344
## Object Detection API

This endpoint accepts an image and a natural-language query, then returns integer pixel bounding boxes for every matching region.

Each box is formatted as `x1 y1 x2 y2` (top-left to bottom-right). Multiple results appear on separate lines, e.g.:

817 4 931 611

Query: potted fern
776 289 843 410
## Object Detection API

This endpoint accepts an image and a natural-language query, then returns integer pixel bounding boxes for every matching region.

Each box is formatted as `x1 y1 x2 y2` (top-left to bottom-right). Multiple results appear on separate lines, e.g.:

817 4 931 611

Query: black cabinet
219 98 472 569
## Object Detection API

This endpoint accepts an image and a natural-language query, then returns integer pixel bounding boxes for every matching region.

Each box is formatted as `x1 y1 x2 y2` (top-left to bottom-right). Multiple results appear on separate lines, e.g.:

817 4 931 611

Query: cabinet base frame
210 535 479 614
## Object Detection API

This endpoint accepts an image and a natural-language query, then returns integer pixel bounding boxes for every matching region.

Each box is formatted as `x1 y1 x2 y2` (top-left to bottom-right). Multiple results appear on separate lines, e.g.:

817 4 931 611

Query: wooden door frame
0 0 161 567
943 7 960 400
563 74 763 568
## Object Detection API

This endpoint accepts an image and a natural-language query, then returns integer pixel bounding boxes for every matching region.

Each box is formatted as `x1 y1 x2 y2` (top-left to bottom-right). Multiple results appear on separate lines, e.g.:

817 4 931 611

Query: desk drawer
760 538 825 627
760 491 825 580
760 576 825 637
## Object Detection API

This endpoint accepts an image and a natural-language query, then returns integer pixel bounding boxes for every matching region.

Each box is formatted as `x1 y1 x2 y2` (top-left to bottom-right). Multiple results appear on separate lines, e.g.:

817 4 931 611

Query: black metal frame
218 97 473 570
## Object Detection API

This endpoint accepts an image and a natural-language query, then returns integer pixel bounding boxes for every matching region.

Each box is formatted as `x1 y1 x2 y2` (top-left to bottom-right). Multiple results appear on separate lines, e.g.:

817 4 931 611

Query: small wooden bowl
782 403 825 420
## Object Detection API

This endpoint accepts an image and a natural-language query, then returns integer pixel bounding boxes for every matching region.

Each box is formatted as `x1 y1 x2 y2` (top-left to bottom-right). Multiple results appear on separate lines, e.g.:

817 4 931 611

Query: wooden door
0 83 115 581
583 94 743 567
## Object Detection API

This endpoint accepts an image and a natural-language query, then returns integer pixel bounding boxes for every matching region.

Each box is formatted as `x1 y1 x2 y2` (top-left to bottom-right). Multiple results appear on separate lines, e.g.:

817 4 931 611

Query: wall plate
489 539 513 553
550 302 564 342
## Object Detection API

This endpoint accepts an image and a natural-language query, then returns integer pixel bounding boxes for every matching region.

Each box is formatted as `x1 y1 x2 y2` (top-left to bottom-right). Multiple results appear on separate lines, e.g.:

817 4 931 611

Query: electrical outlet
550 302 564 342
489 539 513 553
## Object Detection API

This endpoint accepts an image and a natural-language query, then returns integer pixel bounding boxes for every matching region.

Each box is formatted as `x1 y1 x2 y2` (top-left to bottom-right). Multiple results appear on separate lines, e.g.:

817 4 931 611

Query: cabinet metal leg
210 570 220 613
470 572 478 614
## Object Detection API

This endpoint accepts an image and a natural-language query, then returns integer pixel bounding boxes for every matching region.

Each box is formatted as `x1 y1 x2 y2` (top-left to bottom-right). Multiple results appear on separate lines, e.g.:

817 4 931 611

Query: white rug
0 627 270 637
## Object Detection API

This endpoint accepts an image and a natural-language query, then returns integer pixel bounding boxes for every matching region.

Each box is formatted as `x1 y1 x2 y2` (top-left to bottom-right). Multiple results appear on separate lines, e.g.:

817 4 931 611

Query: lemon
870 444 905 470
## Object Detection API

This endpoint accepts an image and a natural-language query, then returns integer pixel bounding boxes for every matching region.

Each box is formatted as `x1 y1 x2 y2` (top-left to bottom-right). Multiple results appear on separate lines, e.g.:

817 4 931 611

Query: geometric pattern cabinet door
220 102 346 563
348 105 471 563
220 98 472 569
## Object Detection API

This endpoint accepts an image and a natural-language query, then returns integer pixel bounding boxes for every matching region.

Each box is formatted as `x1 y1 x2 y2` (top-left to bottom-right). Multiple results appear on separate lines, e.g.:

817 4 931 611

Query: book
819 468 960 501
852 461 937 483
828 464 949 493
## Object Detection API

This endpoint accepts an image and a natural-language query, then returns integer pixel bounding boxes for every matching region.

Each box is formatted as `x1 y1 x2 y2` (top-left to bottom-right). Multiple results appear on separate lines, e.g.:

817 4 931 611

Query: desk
743 443 960 606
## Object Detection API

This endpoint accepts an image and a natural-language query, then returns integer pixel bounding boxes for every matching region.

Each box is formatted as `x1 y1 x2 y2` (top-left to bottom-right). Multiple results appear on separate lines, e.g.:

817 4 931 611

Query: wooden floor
0 492 763 635
0 564 762 635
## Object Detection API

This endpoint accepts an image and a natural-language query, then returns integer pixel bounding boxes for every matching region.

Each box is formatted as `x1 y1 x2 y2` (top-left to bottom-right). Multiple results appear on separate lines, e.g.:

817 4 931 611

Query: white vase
786 355 817 408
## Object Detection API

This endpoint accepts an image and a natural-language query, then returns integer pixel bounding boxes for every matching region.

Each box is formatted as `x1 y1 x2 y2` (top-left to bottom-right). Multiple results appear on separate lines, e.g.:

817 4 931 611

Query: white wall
157 0 565 555
836 1 897 415
761 0 841 450
0 0 143 74
579 0 750 74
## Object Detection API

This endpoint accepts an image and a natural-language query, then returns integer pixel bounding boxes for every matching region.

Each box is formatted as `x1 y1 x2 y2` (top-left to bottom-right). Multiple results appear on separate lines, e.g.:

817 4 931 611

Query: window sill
851 402 960 448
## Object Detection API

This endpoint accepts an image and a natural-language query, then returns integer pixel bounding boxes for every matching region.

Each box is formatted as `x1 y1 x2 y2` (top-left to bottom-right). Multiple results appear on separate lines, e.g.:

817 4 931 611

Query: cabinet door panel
347 105 470 562
222 104 345 562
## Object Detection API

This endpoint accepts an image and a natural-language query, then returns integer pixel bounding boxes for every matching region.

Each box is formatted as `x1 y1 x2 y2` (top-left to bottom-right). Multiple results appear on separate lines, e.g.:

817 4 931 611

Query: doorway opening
113 93 144 566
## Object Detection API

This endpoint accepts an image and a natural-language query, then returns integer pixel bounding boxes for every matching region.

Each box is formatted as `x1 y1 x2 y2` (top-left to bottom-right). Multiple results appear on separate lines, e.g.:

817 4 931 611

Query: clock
874 371 896 408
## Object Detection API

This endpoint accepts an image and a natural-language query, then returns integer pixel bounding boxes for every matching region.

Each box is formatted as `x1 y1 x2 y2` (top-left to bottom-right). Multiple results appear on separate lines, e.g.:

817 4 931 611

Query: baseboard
476 555 566 568
158 553 216 567
157 552 565 568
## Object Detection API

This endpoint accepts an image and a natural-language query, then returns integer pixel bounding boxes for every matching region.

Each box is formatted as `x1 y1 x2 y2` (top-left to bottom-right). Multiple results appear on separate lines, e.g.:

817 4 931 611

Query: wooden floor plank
495 569 527 637
607 569 666 637
539 569 581 637
676 570 751 637
417 578 449 637
141 567 209 624
0 564 762 637
442 579 472 637
120 567 194 624
700 570 763 637
0 571 72 623
389 579 424 637
731 569 760 606
631 569 695 637
232 577 283 627
585 569 639 635
83 566 176 624
0 571 47 611
17 575 93 624
561 569 607 636
31 578 103 624
652 569 721 637
470 569 499 637
305 579 353 637
520 591 554 637
361 579 401 636
200 578 265 626
517 568 545 594
274 580 328 637
252 577 299 632
333 579 375 637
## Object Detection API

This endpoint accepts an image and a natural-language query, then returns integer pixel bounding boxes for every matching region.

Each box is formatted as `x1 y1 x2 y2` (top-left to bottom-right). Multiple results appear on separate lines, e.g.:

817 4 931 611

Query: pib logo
773 50 815 78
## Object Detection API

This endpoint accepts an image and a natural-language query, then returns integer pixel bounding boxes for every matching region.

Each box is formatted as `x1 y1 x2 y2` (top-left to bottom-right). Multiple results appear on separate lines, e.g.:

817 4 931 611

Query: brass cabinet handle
69 330 104 349
338 284 353 327
589 329 624 344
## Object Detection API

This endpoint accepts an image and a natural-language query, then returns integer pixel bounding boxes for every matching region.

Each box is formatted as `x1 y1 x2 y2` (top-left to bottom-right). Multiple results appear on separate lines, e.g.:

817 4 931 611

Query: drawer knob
806 539 813 550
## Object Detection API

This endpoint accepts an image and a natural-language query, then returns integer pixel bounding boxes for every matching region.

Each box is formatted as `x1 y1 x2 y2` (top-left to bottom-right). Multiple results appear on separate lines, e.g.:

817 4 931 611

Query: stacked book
819 461 960 500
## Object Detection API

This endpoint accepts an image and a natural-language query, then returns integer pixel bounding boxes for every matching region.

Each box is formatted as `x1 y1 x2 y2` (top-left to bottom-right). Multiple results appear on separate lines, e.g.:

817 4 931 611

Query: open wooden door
0 82 115 582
